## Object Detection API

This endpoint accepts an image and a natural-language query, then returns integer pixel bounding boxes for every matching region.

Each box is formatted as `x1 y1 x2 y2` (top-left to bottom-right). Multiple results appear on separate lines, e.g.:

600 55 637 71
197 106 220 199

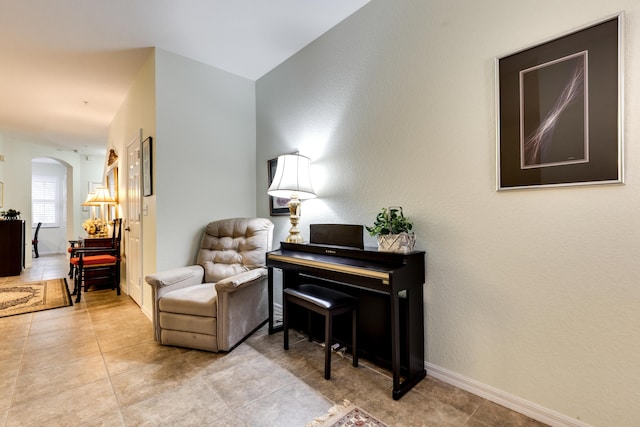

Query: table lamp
267 154 316 243
81 192 98 219
88 187 116 237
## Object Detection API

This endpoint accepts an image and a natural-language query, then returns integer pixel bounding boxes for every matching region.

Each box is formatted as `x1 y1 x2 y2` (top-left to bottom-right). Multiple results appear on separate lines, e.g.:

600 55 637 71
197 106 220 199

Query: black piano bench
283 284 358 380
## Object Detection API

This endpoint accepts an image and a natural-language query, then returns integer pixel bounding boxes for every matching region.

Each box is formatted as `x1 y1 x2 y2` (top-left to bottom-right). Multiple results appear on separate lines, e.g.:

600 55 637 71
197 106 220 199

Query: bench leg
324 313 332 380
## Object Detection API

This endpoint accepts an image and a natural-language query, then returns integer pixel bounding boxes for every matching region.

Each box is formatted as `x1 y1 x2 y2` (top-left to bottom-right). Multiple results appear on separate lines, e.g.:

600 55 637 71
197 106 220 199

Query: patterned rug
307 400 388 427
0 278 72 318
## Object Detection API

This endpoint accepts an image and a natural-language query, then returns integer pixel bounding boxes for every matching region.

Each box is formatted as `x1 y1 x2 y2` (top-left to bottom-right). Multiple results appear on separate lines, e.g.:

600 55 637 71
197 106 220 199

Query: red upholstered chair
70 219 122 303
68 237 113 278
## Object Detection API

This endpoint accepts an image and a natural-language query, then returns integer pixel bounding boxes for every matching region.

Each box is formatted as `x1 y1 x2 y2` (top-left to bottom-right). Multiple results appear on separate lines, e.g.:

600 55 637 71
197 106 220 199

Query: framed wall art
142 136 153 197
106 167 118 219
267 157 290 216
106 167 118 202
496 14 622 190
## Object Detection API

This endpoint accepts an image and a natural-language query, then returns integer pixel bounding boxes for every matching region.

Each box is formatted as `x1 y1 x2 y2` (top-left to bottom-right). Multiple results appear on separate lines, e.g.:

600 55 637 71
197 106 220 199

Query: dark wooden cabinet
0 220 25 277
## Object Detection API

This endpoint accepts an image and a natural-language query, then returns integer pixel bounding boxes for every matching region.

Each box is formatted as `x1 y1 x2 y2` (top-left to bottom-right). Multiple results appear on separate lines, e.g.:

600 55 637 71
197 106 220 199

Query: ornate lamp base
285 196 304 244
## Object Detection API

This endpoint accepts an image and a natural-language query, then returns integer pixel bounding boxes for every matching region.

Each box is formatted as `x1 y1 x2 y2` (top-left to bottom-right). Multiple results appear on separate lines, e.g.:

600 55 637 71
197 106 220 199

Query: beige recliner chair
145 218 274 352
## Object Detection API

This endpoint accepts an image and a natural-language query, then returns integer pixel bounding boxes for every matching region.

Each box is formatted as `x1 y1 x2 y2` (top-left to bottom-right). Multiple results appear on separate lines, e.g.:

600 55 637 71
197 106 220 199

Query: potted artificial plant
366 206 416 253
1 209 21 220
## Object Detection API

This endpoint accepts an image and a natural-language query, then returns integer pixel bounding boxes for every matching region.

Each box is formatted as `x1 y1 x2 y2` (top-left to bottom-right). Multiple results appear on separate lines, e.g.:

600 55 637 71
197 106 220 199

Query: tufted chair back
196 218 274 283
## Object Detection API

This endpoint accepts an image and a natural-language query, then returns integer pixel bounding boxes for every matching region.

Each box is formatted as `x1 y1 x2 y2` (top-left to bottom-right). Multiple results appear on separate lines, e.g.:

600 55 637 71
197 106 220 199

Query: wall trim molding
141 304 153 321
425 362 592 427
276 294 590 426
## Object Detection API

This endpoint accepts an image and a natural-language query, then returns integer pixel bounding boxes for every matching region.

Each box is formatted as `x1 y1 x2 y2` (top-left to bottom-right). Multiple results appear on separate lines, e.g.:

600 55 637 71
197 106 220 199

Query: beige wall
256 1 640 426
154 48 257 270
109 48 257 317
108 50 156 317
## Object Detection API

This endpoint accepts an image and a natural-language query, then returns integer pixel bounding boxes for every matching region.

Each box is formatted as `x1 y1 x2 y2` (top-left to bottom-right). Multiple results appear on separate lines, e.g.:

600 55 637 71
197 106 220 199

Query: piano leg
390 287 402 398
390 287 426 400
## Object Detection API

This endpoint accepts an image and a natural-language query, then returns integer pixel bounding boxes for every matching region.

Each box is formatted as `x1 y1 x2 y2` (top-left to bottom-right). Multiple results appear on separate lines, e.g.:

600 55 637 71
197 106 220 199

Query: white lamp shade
89 187 116 204
267 154 317 200
81 192 98 206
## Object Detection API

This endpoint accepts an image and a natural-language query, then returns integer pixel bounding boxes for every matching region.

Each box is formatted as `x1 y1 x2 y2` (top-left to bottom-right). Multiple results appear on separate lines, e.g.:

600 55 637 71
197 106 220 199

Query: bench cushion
284 284 356 310
70 255 117 266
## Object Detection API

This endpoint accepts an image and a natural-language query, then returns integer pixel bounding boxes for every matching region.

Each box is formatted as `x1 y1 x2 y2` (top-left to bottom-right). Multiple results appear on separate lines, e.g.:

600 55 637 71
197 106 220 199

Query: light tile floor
1 254 548 427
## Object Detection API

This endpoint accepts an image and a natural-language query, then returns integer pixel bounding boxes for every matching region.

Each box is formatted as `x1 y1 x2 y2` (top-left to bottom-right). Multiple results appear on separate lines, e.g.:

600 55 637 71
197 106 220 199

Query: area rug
0 278 72 318
307 400 389 427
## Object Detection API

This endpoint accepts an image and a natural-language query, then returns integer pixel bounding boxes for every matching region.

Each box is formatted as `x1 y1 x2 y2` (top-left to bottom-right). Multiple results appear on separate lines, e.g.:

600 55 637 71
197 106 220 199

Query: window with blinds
32 175 59 227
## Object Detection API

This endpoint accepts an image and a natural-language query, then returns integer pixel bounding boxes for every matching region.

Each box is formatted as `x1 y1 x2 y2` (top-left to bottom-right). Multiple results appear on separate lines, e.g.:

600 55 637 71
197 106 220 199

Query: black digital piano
266 238 426 400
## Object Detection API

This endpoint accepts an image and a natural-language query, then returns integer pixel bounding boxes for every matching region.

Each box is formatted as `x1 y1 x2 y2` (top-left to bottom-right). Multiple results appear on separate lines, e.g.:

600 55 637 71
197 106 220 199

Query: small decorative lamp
89 187 116 237
267 154 316 243
81 192 98 219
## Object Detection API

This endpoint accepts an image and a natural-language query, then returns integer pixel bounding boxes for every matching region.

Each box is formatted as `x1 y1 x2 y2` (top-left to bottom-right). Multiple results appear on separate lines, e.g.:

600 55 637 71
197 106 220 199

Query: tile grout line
76 290 127 426
3 314 32 427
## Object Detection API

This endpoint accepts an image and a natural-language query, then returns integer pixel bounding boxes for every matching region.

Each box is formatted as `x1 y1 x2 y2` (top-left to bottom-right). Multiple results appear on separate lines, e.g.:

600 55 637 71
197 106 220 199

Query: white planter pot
377 232 416 253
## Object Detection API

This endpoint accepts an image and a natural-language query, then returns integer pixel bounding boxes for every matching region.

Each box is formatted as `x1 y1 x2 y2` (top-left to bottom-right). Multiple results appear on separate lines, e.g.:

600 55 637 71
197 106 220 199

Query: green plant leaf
366 207 413 236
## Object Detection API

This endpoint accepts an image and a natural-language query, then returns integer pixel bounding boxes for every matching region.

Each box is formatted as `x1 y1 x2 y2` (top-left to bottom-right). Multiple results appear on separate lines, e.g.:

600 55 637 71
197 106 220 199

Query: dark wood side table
0 220 25 276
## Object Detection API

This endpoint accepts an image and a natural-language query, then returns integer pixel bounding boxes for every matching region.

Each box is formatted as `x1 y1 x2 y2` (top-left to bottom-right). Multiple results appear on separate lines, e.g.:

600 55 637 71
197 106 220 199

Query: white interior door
126 131 143 306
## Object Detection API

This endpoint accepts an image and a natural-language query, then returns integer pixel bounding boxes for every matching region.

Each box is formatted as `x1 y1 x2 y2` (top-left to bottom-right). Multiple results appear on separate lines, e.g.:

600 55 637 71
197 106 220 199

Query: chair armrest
216 267 269 350
73 247 116 252
146 265 205 344
73 247 118 257
215 268 267 292
71 246 113 256
145 265 204 290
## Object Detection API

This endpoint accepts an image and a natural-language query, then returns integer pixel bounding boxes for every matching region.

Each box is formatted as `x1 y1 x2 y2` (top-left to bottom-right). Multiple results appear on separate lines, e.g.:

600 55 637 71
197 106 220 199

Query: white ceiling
0 0 370 155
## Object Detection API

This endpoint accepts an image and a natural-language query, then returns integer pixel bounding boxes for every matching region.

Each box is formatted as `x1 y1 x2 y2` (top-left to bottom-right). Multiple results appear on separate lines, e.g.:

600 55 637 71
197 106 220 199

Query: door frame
125 129 144 306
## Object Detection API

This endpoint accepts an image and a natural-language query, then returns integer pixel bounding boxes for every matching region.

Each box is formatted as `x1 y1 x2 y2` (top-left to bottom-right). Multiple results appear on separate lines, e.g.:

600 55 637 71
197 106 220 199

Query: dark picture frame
142 136 153 197
267 157 289 216
496 15 622 190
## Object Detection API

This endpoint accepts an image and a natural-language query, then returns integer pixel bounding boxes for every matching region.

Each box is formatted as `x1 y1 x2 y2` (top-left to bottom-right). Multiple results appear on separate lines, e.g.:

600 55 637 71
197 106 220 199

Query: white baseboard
141 305 153 321
425 362 592 427
272 301 587 426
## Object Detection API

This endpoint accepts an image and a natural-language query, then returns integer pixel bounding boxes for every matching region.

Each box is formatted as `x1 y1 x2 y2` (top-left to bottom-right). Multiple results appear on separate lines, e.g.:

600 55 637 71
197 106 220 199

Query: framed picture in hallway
106 168 118 219
142 136 153 197
496 14 622 190
267 157 289 216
